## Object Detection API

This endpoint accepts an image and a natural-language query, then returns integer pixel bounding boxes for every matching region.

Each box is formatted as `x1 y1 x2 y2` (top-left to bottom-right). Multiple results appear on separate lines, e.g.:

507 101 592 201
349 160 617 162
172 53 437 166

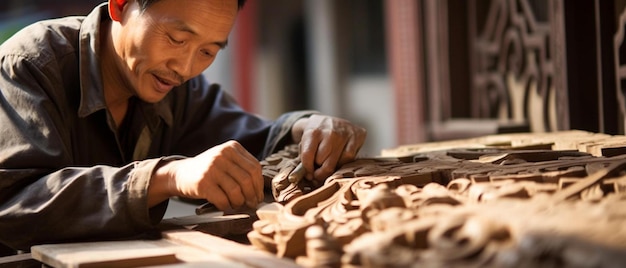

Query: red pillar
385 0 427 145
233 0 258 113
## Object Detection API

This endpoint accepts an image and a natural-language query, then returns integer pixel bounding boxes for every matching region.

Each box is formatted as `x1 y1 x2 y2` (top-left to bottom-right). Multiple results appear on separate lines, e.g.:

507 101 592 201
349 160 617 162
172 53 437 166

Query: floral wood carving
251 131 626 267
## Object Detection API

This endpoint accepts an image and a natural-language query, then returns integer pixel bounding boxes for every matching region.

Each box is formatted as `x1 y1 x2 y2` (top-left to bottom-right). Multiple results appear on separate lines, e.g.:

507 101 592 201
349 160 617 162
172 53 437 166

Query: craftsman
0 0 366 252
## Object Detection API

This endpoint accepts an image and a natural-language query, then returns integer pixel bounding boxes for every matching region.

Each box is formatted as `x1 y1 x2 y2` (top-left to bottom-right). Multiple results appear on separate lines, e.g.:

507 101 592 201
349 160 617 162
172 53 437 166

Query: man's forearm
148 161 176 207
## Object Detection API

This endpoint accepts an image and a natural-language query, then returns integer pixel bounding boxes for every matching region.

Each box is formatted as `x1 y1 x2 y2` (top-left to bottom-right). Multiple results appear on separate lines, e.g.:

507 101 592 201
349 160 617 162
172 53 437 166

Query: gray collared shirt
0 3 315 250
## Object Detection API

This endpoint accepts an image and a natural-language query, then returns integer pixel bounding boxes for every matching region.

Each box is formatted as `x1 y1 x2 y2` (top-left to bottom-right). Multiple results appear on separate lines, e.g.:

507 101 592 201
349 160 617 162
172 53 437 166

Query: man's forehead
144 0 238 32
145 0 238 14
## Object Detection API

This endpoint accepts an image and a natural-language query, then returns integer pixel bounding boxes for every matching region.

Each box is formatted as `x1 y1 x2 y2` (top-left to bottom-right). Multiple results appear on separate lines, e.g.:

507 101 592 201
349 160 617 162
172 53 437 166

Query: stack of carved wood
249 130 626 267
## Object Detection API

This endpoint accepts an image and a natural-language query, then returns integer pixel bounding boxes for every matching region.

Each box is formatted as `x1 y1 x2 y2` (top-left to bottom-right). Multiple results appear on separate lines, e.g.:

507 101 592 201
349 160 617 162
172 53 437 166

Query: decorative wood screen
393 0 626 141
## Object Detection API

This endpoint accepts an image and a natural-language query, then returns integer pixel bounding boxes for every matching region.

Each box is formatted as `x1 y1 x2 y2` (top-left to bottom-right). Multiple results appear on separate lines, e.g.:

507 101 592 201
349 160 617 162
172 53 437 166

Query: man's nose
169 49 195 78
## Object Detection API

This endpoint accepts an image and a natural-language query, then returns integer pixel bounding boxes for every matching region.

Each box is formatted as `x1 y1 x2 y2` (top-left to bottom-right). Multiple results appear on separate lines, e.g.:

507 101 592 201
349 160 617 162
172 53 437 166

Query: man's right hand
149 140 264 210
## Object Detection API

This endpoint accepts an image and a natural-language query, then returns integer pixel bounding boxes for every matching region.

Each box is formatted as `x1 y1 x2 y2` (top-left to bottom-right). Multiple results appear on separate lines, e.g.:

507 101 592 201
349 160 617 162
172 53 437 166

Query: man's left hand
292 114 367 181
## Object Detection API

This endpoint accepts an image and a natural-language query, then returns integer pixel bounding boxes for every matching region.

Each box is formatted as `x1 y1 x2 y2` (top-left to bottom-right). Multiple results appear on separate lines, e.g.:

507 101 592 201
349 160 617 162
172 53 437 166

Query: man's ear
109 0 128 22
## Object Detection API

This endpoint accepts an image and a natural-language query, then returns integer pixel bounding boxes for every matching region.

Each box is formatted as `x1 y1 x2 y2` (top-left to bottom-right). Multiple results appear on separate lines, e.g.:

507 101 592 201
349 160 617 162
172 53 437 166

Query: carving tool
195 202 221 215
288 161 307 184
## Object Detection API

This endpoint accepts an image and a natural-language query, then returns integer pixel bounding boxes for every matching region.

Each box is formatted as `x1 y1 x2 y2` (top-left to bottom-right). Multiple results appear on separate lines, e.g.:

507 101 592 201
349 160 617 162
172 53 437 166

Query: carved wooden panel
427 0 626 137
615 5 626 132
471 0 557 132
249 131 626 267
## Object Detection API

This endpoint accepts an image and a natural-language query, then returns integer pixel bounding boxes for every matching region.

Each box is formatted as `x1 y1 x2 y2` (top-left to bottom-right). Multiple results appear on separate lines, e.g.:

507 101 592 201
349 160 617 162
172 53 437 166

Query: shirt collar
77 3 173 127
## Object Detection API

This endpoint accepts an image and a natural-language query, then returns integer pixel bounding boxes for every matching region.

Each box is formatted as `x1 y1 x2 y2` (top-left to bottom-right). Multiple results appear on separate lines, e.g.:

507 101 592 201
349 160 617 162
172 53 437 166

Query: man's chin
138 92 167 103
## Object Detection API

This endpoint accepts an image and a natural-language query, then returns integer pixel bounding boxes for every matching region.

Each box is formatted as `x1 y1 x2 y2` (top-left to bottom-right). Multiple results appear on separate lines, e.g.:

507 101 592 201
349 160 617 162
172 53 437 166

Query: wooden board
162 229 301 268
29 230 296 267
0 253 40 267
31 240 179 268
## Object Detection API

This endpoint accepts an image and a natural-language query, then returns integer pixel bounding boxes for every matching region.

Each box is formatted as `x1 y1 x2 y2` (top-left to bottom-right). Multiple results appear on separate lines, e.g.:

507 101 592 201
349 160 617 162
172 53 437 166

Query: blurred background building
3 0 626 156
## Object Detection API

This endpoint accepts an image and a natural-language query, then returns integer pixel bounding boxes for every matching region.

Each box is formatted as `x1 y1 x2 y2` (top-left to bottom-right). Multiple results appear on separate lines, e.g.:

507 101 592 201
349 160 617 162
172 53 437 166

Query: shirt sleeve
165 76 318 160
0 53 165 250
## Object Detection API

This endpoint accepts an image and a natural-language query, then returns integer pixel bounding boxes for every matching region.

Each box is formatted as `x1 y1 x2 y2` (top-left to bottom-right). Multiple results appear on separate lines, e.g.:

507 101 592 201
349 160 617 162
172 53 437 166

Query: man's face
112 0 237 103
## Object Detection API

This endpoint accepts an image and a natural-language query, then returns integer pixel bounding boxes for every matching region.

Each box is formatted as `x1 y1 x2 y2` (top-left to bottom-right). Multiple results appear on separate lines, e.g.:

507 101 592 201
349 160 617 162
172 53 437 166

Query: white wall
345 75 396 156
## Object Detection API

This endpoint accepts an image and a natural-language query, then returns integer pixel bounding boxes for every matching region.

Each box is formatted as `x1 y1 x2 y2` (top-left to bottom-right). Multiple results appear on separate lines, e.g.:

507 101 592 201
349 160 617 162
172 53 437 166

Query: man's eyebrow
169 20 229 49
217 39 229 49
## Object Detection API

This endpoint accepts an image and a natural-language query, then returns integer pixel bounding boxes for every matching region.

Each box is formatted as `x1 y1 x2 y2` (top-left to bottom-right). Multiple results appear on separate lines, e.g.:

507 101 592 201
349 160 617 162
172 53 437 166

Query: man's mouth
152 74 179 93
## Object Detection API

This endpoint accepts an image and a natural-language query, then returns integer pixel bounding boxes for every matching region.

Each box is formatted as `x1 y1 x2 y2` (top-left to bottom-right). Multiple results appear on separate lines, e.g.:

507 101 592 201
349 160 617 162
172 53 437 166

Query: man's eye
168 35 184 45
201 50 214 58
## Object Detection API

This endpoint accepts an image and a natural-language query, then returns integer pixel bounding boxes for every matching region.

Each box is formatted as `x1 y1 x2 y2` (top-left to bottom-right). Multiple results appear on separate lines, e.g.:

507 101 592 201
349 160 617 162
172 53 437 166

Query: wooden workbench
28 228 299 268
8 130 626 267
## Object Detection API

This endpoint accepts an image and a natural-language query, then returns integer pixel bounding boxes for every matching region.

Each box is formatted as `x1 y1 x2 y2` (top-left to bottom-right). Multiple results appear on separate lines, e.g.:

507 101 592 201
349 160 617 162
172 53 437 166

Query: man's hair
136 0 247 11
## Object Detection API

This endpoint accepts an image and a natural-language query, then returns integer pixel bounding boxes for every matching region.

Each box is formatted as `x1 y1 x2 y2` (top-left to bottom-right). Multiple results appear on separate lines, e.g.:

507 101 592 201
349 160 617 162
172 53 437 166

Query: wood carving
250 130 626 267
262 144 320 203
472 0 556 132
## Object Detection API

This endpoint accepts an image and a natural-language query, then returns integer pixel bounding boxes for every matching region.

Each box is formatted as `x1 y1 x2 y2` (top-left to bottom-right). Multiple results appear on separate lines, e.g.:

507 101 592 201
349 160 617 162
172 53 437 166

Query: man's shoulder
0 16 85 66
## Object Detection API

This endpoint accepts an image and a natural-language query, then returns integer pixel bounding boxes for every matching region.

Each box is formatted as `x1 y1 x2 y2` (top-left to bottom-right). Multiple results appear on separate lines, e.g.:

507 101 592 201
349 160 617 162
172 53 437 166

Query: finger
314 135 348 181
300 128 323 180
225 141 264 205
220 158 260 208
213 174 246 209
314 153 343 181
314 133 333 167
338 128 366 165
205 183 232 211
337 149 357 167
252 167 264 204
235 154 264 202
226 165 261 208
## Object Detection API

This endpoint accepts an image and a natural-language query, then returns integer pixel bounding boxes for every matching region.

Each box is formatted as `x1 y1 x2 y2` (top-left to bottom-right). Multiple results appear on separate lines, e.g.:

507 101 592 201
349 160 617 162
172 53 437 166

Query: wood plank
31 240 179 268
161 213 255 237
0 253 40 267
162 229 300 268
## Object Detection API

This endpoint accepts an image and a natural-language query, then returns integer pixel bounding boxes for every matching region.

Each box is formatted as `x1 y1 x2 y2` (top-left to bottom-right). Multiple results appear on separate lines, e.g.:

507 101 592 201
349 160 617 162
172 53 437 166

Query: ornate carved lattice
614 6 626 131
472 0 555 131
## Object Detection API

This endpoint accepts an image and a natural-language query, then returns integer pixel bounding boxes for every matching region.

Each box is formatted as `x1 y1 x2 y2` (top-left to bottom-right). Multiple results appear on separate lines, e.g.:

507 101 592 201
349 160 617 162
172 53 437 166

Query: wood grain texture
31 240 179 268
